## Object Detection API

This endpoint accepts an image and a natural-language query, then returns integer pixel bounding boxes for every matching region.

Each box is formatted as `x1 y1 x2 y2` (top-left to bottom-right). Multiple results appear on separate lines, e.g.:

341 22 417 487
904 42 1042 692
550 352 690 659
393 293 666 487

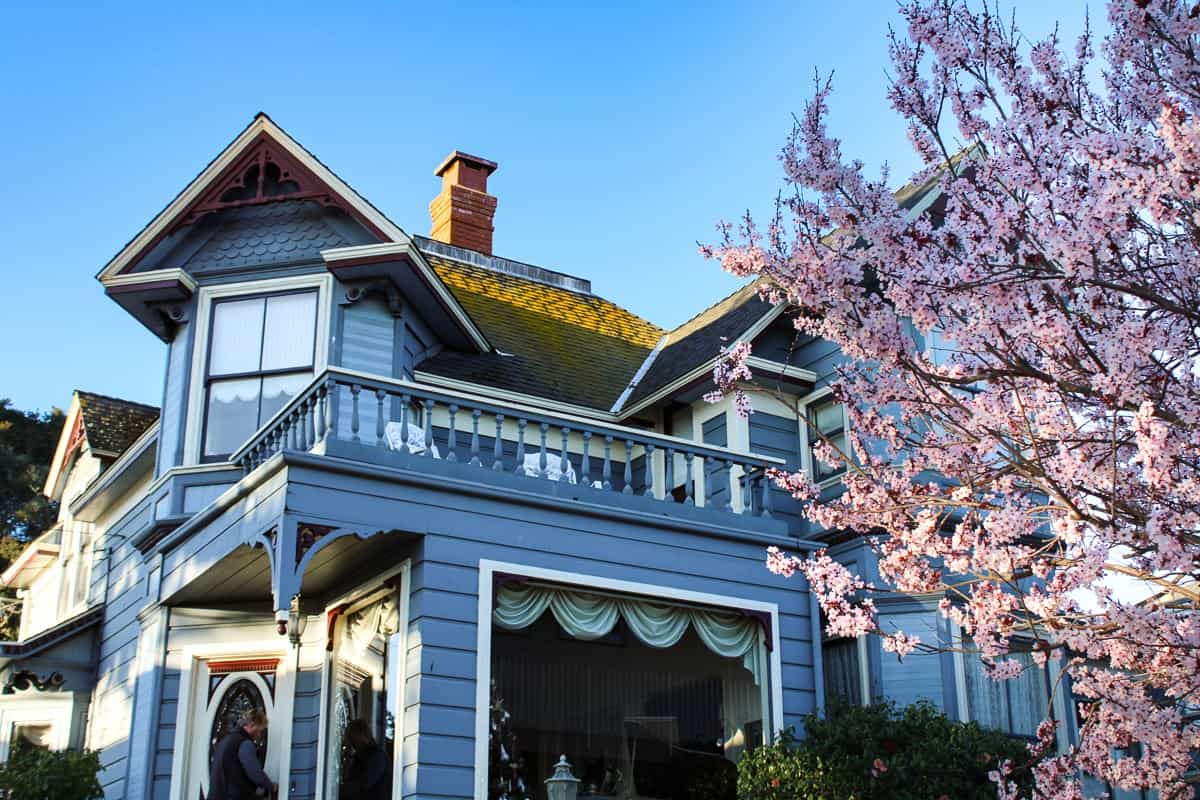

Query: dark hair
345 719 375 753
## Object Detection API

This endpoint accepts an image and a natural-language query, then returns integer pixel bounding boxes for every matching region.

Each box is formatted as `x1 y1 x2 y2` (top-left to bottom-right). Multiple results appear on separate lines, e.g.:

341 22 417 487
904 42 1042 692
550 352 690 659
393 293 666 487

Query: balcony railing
231 367 782 518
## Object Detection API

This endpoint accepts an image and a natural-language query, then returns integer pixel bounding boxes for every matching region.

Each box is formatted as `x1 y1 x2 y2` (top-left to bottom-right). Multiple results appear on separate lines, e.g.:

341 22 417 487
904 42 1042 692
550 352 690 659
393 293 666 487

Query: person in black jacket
209 709 276 800
338 719 390 800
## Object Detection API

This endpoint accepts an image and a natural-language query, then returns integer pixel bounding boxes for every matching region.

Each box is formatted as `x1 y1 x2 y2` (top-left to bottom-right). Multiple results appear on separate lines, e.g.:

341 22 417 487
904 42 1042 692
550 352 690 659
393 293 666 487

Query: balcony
230 367 786 530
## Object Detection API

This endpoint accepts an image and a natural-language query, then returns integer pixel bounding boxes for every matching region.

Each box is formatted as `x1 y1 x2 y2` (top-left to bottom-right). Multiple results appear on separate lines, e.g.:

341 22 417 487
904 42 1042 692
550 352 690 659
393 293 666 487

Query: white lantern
544 754 580 800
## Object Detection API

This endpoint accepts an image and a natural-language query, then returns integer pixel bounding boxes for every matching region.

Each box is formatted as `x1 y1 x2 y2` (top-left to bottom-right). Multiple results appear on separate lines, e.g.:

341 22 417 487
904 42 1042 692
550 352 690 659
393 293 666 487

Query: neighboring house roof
418 252 663 411
0 527 61 589
75 391 159 458
0 606 103 659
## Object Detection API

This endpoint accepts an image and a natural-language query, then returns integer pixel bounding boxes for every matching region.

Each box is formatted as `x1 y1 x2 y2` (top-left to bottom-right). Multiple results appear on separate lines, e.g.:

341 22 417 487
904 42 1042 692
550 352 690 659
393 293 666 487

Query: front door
185 657 284 800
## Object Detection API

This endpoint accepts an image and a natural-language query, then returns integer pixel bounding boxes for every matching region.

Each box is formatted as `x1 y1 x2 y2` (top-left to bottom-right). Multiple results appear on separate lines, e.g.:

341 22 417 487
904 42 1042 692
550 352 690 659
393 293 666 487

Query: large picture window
488 583 768 800
202 291 317 459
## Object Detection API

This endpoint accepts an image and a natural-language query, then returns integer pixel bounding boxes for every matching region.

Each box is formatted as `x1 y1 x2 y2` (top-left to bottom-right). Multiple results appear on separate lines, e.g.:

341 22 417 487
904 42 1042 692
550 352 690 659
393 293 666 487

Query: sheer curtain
494 584 765 685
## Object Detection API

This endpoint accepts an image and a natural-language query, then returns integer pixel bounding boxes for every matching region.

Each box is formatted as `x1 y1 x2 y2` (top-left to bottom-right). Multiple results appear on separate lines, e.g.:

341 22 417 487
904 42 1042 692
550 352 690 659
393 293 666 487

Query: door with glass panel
323 587 403 799
202 290 318 460
184 658 282 800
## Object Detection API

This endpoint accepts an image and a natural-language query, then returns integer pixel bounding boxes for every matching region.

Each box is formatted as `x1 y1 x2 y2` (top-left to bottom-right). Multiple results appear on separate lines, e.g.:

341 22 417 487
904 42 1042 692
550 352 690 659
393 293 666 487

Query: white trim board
181 273 333 465
472 559 785 800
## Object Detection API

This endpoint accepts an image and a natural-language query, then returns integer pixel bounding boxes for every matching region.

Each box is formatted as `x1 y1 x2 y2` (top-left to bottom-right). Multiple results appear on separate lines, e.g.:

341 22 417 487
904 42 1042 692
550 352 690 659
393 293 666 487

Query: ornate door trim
167 639 295 800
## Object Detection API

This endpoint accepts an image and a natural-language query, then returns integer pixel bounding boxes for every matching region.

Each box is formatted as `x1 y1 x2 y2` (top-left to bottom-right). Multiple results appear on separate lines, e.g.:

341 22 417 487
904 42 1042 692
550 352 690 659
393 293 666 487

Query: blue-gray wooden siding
747 412 805 531
701 413 730 510
282 462 815 799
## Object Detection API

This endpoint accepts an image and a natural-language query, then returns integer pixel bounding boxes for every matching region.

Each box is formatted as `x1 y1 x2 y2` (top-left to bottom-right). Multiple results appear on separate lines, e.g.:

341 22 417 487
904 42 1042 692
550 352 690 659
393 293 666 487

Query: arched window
209 679 268 769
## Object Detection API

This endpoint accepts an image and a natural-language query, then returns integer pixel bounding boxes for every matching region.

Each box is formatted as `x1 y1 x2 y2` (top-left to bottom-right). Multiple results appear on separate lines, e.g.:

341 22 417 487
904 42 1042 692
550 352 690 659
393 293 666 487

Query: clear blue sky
0 1 1093 414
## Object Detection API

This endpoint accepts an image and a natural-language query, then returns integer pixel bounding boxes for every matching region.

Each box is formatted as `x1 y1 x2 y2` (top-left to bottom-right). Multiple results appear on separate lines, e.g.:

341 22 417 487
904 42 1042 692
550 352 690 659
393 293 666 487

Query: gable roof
75 391 159 457
416 250 663 411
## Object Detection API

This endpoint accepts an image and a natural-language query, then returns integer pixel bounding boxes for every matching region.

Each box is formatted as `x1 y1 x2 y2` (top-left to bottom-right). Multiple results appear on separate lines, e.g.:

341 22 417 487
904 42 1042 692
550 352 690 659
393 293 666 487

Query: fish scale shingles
186 201 349 271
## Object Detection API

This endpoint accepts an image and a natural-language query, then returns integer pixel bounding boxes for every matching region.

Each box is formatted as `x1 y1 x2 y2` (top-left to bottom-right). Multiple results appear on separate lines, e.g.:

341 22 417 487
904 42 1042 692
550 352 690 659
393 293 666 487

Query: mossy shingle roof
419 254 663 410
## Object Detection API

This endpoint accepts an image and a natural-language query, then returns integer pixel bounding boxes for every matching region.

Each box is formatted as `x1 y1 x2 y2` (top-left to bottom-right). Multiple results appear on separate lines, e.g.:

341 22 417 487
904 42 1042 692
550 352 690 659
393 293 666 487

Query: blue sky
0 1 1094 413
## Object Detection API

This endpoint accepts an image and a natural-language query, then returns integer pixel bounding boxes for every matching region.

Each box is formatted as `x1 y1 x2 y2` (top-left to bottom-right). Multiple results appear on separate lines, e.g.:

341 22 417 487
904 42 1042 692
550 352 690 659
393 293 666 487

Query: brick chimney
430 151 498 255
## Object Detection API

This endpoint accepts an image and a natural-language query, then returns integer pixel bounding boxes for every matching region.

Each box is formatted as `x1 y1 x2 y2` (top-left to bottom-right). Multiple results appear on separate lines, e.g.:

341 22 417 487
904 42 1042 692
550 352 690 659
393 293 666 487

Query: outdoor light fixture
287 595 308 648
545 755 580 800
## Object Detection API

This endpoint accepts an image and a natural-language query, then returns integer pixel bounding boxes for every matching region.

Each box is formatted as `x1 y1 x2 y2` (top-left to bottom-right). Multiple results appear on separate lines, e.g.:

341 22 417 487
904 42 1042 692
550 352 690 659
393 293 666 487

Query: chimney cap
435 150 498 178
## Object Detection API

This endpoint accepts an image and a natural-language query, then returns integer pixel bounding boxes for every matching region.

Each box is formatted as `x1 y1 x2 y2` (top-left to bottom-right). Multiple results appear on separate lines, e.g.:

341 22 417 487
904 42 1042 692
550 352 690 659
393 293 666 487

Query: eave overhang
1 533 61 590
100 269 196 341
322 242 491 353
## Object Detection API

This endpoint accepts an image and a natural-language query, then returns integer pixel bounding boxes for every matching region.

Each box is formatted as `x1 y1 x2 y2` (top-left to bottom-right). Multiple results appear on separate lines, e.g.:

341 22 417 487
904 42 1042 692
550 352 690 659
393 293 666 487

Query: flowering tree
705 1 1200 796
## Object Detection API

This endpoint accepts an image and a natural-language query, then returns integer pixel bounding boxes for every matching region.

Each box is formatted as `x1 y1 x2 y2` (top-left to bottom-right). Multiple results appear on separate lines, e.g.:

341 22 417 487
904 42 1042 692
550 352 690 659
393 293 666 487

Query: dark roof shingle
76 391 159 456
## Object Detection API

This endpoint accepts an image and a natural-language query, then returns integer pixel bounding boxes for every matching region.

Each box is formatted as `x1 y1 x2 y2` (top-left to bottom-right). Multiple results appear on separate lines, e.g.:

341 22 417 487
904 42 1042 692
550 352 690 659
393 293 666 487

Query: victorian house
0 115 1082 800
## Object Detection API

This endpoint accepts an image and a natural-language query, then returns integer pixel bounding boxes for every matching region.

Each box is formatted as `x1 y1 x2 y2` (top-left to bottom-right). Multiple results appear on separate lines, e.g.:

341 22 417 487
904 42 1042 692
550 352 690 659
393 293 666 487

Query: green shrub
0 748 103 800
738 701 1033 800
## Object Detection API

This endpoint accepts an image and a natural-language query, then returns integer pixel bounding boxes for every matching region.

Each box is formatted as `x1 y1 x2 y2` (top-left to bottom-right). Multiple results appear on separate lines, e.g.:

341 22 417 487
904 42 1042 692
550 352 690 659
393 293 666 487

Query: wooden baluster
665 448 675 502
760 472 773 518
315 385 327 443
375 391 386 448
513 418 527 475
422 399 434 457
684 453 695 506
559 427 570 482
323 379 335 442
470 410 482 466
701 456 712 509
307 396 317 449
602 435 613 490
287 413 298 451
643 443 656 498
446 404 459 462
399 394 411 453
622 439 634 495
538 423 549 478
721 459 734 511
350 384 362 443
742 466 753 514
581 431 592 486
493 414 505 471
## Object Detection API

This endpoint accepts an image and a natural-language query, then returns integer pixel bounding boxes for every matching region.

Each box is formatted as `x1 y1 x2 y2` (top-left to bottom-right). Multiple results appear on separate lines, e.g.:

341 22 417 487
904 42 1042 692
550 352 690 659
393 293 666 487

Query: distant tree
0 398 64 545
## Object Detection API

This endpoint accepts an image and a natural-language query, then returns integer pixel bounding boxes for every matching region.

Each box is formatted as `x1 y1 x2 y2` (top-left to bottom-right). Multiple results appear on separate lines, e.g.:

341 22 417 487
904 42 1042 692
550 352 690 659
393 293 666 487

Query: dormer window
202 290 317 459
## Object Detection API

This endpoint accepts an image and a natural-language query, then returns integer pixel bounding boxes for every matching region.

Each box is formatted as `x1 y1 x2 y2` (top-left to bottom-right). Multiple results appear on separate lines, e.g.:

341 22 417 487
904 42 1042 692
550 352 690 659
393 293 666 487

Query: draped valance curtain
493 584 765 685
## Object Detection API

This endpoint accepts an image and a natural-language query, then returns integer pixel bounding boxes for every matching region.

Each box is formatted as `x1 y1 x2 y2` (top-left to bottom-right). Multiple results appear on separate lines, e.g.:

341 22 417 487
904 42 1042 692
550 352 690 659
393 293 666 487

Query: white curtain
494 584 765 685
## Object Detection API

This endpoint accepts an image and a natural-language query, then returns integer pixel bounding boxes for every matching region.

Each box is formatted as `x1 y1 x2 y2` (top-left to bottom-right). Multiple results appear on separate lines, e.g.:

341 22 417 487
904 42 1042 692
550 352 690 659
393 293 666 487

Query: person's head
240 709 269 739
344 719 375 753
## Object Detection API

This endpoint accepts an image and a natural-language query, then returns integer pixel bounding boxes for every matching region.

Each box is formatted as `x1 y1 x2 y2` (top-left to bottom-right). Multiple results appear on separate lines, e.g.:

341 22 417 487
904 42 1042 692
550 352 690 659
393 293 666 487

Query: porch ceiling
167 545 272 608
298 530 413 608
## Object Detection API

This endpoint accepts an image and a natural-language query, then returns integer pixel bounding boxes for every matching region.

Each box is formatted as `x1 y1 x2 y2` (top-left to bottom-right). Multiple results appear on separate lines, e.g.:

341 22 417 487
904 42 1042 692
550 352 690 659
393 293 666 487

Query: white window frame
0 694 80 761
797 386 850 489
473 559 784 800
166 637 296 800
182 274 332 465
314 560 411 800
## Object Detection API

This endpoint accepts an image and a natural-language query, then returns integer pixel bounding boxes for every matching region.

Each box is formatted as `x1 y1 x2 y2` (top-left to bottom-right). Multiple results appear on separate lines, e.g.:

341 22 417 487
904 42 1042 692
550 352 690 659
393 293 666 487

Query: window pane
812 401 843 434
261 292 317 371
205 378 261 457
823 638 862 705
964 654 1010 732
209 298 265 376
815 431 847 479
259 372 312 427
1007 653 1049 736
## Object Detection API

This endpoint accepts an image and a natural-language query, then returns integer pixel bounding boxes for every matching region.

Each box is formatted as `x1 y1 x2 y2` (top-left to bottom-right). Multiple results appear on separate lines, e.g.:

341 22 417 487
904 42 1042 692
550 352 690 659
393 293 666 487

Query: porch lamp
287 595 308 648
544 755 579 800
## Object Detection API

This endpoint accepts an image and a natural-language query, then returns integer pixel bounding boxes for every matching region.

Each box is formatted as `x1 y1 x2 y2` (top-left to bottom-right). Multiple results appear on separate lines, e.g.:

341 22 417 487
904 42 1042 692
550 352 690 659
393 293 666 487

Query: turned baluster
622 439 634 495
665 448 675 502
602 435 613 491
375 391 386 448
742 466 753 514
721 459 734 511
350 384 362 443
760 472 774 518
538 423 549 478
399 394 411 453
315 384 327 442
643 444 656 498
446 405 459 462
513 418 528 475
581 431 592 486
493 414 505 471
422 399 434 456
559 427 570 482
684 453 695 506
470 410 482 466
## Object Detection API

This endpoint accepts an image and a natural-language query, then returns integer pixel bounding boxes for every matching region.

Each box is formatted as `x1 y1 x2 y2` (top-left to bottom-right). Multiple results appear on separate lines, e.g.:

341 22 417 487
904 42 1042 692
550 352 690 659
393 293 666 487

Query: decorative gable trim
97 114 409 282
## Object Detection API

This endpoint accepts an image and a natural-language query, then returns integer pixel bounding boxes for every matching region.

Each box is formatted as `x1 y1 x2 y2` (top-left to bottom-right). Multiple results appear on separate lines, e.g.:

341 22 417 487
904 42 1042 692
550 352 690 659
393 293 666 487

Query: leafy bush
0 748 103 800
738 701 1033 800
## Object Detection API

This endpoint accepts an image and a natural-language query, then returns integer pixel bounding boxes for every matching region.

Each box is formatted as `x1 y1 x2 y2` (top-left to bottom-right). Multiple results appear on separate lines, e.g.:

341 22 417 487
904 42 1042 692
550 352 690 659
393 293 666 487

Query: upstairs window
807 397 847 481
202 291 317 459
